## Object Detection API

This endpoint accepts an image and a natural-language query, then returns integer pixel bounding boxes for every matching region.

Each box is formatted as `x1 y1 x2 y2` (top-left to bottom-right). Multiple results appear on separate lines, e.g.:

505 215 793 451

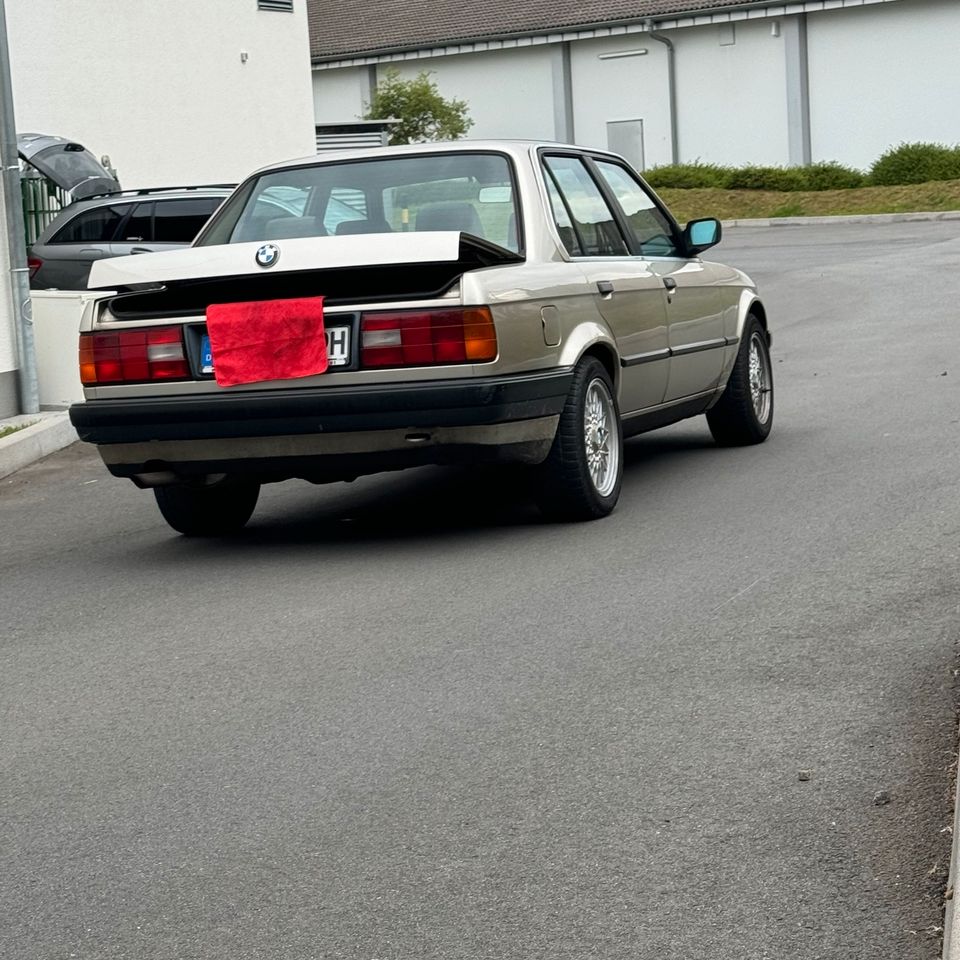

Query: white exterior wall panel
386 49 556 141
305 0 959 172
312 67 370 122
570 38 672 168
6 0 316 187
808 0 960 169
675 22 789 166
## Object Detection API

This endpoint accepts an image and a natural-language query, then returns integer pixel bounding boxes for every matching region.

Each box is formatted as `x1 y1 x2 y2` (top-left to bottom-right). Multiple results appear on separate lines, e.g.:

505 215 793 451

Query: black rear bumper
70 369 574 445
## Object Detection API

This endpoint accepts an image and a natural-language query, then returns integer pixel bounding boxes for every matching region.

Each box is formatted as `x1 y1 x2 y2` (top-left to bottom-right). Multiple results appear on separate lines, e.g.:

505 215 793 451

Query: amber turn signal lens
79 335 97 386
463 307 498 362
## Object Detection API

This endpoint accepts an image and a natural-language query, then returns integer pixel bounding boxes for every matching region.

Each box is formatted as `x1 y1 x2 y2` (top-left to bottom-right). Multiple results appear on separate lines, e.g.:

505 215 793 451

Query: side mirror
683 217 721 256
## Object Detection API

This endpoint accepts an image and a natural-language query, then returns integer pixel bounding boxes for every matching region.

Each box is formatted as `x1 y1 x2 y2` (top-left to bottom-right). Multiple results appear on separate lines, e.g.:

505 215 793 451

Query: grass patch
769 202 806 218
657 178 960 222
0 421 35 440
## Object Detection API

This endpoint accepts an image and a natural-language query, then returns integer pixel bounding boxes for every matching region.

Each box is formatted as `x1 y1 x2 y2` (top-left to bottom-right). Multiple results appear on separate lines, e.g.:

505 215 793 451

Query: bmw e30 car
68 140 773 535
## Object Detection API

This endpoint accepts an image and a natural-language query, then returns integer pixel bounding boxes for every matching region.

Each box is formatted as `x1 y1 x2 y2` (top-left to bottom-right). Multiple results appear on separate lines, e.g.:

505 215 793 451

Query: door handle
130 247 152 255
597 280 614 296
663 277 677 292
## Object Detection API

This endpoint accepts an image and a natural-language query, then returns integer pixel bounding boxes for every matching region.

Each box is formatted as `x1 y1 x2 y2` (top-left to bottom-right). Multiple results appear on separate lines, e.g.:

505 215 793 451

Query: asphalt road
2 221 959 960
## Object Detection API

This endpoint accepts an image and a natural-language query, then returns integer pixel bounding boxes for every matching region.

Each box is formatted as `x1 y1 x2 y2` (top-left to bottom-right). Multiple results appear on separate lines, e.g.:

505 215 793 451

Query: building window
258 0 293 11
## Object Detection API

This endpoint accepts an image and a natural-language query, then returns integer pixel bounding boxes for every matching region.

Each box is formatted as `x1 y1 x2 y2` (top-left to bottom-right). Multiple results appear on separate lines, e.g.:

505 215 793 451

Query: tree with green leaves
363 69 473 145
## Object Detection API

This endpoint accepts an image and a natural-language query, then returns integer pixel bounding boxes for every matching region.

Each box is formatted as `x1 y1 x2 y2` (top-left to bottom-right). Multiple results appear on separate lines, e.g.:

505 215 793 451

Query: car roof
249 139 604 176
66 184 236 208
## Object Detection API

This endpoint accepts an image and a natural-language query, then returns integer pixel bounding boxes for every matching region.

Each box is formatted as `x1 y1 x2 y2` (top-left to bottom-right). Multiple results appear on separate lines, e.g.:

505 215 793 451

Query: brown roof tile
308 0 767 61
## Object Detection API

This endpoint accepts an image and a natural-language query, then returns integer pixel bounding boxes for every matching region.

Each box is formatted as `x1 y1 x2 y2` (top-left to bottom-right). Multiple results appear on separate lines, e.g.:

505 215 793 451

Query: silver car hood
88 232 520 290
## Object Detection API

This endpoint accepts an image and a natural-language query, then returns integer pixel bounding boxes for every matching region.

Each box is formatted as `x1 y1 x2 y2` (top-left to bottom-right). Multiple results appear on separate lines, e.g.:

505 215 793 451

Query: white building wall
385 48 557 141
674 21 789 166
7 0 316 188
808 0 960 170
310 0 957 172
570 37 672 168
312 66 370 122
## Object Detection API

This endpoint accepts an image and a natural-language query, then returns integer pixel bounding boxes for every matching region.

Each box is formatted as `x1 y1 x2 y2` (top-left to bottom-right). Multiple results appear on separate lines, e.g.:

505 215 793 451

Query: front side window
593 160 679 257
50 205 126 244
202 152 520 252
542 155 628 257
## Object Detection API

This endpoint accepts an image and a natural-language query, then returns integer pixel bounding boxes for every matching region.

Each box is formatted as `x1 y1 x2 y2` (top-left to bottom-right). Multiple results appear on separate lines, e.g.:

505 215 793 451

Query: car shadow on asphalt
156 427 722 548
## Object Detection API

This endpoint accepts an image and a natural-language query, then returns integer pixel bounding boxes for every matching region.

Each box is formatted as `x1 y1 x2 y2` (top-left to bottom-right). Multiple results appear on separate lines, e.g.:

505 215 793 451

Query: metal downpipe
646 20 679 166
0 0 38 415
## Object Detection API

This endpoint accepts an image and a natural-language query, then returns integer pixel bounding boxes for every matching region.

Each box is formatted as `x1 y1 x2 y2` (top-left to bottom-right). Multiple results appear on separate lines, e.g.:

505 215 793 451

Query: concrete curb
943 729 960 959
0 412 78 482
723 210 960 228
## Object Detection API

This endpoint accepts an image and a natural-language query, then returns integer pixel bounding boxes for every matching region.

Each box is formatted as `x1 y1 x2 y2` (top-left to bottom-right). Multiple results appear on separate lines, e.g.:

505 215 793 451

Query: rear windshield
32 145 113 187
197 152 520 253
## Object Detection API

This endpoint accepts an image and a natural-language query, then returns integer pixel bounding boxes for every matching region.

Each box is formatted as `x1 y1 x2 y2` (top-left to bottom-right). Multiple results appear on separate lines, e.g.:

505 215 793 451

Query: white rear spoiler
87 232 519 290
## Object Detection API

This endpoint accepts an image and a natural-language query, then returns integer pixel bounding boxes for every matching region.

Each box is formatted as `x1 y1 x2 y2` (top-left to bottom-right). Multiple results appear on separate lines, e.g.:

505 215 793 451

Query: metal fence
19 164 70 246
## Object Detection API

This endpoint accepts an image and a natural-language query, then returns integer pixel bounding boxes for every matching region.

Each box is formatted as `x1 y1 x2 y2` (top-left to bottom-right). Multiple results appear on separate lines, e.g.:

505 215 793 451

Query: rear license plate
200 326 350 375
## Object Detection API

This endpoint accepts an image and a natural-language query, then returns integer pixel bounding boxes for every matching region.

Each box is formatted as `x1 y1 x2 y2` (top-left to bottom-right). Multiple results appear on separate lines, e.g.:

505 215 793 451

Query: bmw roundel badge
255 243 280 268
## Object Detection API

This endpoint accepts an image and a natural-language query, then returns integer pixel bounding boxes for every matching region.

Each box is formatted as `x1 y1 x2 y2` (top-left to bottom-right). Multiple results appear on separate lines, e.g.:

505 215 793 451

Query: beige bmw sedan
69 140 773 535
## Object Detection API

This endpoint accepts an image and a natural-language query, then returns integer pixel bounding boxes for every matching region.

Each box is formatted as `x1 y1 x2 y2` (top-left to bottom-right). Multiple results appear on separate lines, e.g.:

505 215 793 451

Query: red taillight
27 256 42 279
360 307 497 368
79 326 189 385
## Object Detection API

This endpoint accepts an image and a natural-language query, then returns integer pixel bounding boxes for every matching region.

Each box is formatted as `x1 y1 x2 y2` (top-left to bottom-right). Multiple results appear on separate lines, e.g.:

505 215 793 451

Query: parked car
69 140 774 535
28 185 233 290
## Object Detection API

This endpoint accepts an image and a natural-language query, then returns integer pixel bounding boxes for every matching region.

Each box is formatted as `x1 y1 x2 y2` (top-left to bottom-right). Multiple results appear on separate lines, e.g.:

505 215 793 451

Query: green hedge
800 162 867 190
644 163 730 190
869 142 960 186
725 166 808 191
645 161 866 191
644 144 960 191
642 162 730 189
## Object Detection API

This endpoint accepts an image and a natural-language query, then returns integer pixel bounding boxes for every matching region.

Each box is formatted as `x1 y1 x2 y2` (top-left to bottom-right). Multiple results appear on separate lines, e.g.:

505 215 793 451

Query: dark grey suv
28 185 233 290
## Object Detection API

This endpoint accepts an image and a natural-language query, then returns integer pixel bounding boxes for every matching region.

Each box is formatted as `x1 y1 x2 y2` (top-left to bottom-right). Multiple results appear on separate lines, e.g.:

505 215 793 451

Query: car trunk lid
18 133 121 200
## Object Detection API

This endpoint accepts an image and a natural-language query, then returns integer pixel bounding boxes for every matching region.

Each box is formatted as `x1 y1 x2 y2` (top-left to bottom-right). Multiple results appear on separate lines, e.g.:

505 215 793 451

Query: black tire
706 315 774 447
536 356 623 521
154 479 260 536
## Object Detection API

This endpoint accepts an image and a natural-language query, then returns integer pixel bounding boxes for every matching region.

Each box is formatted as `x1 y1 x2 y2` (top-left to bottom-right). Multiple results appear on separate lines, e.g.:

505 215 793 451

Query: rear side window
152 198 222 243
542 155 628 257
544 175 583 256
50 205 126 244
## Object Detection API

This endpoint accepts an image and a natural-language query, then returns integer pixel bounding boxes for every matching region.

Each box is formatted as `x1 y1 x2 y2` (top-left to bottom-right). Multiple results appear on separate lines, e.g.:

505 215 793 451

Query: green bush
801 162 866 190
725 166 808 191
869 142 960 186
644 162 731 189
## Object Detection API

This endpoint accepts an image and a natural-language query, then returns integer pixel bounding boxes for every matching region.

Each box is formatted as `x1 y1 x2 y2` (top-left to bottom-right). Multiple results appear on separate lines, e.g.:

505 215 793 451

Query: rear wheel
706 315 773 446
154 479 260 536
536 356 623 521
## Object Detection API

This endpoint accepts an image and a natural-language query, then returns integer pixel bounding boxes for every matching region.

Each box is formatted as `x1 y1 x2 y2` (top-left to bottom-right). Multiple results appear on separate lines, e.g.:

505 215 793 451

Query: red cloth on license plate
205 296 328 387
